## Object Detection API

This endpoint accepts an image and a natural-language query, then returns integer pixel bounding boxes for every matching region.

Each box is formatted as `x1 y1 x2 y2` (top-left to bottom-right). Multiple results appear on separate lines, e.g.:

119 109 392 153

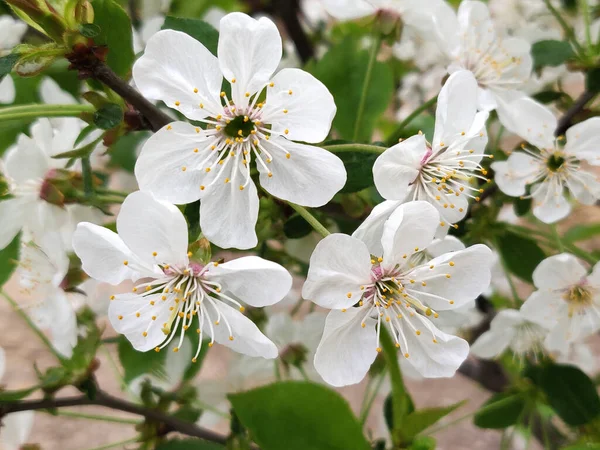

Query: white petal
39 77 77 105
470 329 512 359
218 13 282 105
45 290 78 358
265 312 295 348
200 163 259 250
503 97 556 149
407 244 493 310
0 198 27 250
320 0 375 20
520 290 565 329
109 293 174 352
352 200 402 256
133 29 222 120
532 253 587 290
4 134 49 183
492 152 540 197
263 68 336 143
135 122 212 204
73 223 156 285
566 171 600 205
314 308 377 387
426 236 465 258
206 256 292 307
565 117 600 164
381 201 439 270
257 138 346 207
373 134 427 201
0 75 16 104
489 309 526 331
208 302 278 358
432 70 478 148
117 191 189 267
302 233 372 309
1 411 35 449
532 180 571 224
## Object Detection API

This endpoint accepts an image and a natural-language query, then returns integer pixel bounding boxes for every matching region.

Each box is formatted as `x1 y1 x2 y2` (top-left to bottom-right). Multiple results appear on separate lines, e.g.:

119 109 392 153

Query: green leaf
532 40 575 69
563 223 600 243
408 436 436 450
562 445 600 450
0 233 20 286
532 364 600 426
93 103 123 129
474 392 527 429
109 131 150 173
93 0 135 78
229 381 370 450
0 54 19 81
80 23 101 38
337 151 379 193
0 386 38 401
496 230 546 283
402 401 466 440
117 335 167 383
155 439 225 450
162 17 219 56
513 197 532 217
284 213 313 239
311 37 394 142
586 67 600 94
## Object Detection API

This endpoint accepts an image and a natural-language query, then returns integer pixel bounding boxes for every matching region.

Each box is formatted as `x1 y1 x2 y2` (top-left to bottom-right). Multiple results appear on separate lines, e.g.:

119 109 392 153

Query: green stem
81 156 94 197
493 239 521 305
287 203 330 238
95 188 129 198
290 296 305 316
359 372 386 426
581 0 593 49
51 410 140 425
353 35 382 142
386 95 438 146
543 0 585 55
0 104 95 122
274 360 282 381
83 436 138 450
1 290 64 363
425 410 477 435
323 143 385 154
297 365 310 382
551 225 565 252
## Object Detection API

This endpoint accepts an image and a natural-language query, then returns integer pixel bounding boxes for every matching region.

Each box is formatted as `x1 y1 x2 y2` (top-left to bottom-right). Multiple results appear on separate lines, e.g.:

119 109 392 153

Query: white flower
302 201 493 386
520 253 600 352
355 70 489 248
132 12 346 249
72 191 293 360
432 0 534 130
0 16 27 104
470 309 548 359
16 235 78 358
0 348 35 450
491 102 600 223
0 119 73 249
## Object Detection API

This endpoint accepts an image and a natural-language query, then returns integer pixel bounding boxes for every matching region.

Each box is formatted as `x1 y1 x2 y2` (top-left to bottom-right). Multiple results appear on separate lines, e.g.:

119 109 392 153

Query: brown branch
272 0 314 63
0 389 227 445
555 89 596 137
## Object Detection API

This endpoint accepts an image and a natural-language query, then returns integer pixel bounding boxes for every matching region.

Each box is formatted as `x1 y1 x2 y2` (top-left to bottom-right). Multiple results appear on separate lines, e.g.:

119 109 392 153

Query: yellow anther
288 90 293 95
193 88 198 93
167 125 172 130
361 322 366 328
175 101 180 106
181 166 187 172
200 185 205 190
269 82 274 87
449 300 455 304
404 353 409 358
239 306 245 312
155 347 160 352
245 92 250 97
142 331 148 337
284 129 289 135
208 342 214 347
286 153 291 159
283 109 288 114
220 92 226 97
205 168 211 173
446 274 451 279
449 261 455 267
231 78 236 83
224 178 230 183
118 315 123 320
346 292 352 298
123 260 129 266
376 347 382 353
416 330 421 336
173 347 179 353
110 295 115 300
414 247 419 252
199 103 204 108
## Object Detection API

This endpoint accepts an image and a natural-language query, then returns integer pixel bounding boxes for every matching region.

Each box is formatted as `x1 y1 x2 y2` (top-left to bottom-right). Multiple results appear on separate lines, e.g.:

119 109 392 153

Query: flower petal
314 308 378 387
492 152 540 197
133 29 222 120
4 134 49 183
0 75 16 104
352 200 402 256
565 171 600 205
320 0 375 20
135 122 213 204
218 13 281 105
532 253 587 290
470 328 512 359
257 138 346 207
565 117 600 164
373 134 427 201
520 290 565 329
73 223 156 284
532 179 571 224
381 201 440 270
425 236 465 258
0 198 27 250
207 256 292 307
1 411 34 449
200 167 259 250
302 233 372 309
117 191 189 267
503 97 556 149
407 244 493 310
433 70 478 148
263 68 336 143
208 301 278 358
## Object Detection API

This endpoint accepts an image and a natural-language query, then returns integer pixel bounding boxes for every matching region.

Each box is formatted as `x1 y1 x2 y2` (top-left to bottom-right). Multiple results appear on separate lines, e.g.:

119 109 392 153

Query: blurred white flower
0 16 27 104
73 191 292 360
303 201 493 386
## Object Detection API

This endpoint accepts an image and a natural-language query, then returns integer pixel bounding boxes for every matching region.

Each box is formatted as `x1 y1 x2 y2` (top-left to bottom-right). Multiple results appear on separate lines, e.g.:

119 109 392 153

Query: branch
0 389 227 445
554 89 596 136
272 0 314 63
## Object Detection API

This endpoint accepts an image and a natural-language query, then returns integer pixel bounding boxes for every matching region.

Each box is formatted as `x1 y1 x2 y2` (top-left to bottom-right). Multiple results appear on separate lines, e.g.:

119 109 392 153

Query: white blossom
0 16 27 104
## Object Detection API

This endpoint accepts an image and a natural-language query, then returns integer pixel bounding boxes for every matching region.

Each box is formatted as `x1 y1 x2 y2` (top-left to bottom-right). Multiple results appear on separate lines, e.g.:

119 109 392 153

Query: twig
272 0 314 63
554 89 596 136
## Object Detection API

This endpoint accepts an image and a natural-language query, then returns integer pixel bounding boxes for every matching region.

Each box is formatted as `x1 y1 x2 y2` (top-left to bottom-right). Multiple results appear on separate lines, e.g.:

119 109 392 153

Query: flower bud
74 0 94 24
374 8 403 42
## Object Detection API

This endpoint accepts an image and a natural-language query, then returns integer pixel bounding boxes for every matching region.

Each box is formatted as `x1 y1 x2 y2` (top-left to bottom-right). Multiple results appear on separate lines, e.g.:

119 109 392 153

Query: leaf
496 230 546 283
93 0 135 78
532 364 600 426
336 151 379 193
311 37 394 142
532 40 575 69
108 131 150 173
474 392 527 429
586 67 600 94
0 54 19 81
80 23 101 38
155 439 225 450
93 103 123 130
117 335 167 383
162 17 219 56
562 445 600 450
402 401 466 440
564 223 600 243
513 197 532 217
0 386 38 401
0 233 20 287
229 381 370 450
284 213 313 239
